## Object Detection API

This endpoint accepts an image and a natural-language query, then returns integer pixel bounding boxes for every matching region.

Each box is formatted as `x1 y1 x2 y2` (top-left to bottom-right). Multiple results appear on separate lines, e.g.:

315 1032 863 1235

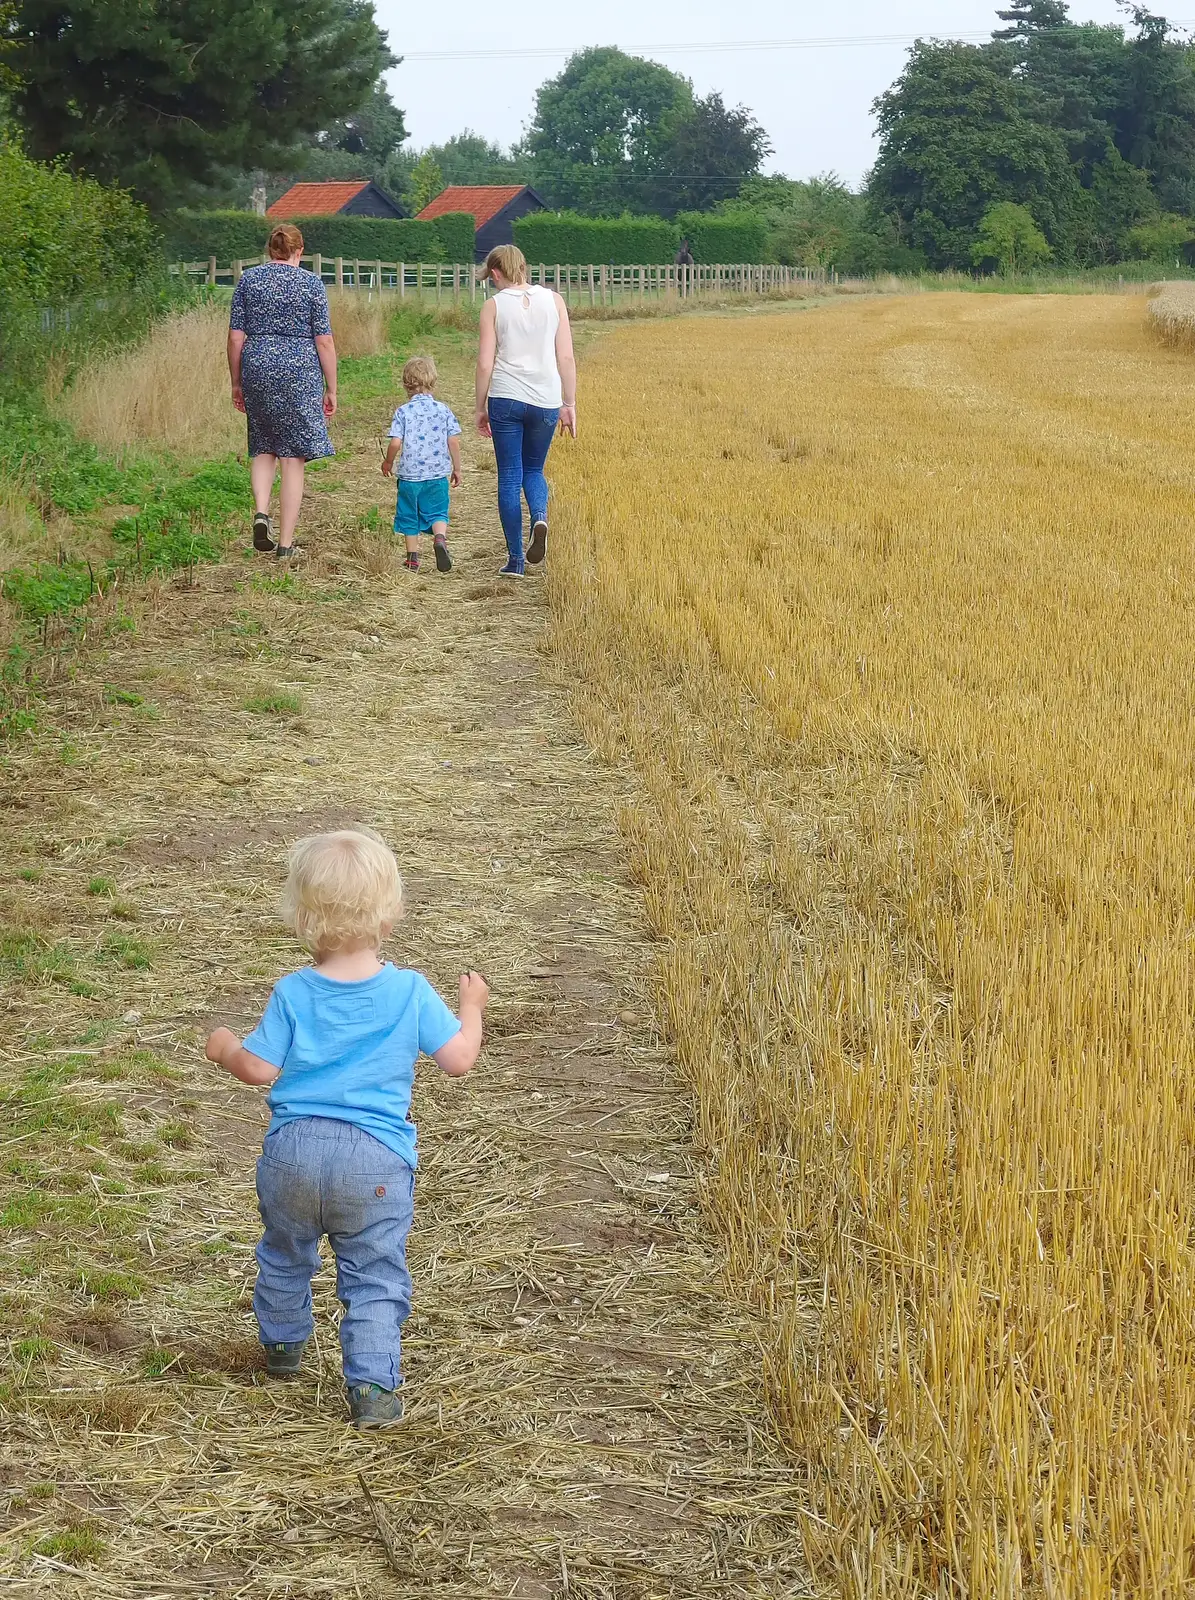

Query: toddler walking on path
205 829 488 1429
382 356 462 573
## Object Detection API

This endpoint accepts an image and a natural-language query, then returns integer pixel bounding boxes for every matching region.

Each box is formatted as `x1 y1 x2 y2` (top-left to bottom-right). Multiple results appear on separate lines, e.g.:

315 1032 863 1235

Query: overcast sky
375 2 1189 186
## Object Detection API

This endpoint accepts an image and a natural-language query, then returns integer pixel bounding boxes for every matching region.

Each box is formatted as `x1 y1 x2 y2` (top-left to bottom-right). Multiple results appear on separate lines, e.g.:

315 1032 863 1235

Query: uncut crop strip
548 292 1195 1596
1147 279 1195 351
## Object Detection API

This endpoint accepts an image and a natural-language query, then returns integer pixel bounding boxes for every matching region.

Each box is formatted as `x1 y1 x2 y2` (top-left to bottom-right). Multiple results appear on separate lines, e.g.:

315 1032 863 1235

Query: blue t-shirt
243 964 461 1167
388 393 461 481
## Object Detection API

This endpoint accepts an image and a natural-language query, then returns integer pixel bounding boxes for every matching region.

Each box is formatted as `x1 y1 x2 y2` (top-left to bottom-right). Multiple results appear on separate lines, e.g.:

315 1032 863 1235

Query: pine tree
6 0 395 209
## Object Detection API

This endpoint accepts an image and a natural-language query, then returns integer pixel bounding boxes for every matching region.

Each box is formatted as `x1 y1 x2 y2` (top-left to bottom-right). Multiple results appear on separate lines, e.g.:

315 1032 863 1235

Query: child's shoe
526 519 548 566
433 535 452 573
252 512 276 552
403 553 420 572
276 542 298 563
497 561 525 579
264 1339 307 1378
348 1383 404 1429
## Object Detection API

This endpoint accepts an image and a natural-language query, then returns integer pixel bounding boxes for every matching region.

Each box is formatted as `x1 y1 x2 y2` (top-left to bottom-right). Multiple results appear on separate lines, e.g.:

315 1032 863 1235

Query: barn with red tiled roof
416 185 547 261
268 180 405 220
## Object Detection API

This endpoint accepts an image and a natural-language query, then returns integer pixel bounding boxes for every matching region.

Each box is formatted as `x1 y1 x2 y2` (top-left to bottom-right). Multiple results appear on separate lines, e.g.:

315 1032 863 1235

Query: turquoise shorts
394 476 450 536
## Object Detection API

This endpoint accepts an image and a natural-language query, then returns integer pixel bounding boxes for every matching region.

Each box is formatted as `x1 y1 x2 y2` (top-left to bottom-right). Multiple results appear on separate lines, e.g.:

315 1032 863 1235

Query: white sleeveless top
489 284 563 408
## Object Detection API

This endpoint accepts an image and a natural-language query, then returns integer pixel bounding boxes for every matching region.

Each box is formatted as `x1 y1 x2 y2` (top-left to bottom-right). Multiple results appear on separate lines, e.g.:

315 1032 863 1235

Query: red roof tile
268 181 371 218
416 185 527 227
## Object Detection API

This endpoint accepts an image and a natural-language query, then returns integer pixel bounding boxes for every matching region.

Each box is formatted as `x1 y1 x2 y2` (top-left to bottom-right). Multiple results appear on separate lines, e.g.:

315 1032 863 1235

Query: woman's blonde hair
402 355 437 393
268 224 304 261
484 244 528 284
281 829 403 955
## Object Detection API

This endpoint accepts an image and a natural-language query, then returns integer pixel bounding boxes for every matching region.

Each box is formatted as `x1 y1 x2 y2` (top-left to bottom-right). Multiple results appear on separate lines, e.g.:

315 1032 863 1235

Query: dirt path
0 341 811 1597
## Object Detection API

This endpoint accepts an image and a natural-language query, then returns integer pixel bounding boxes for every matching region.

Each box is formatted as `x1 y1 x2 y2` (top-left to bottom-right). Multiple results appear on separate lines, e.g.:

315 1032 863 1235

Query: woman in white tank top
475 244 577 578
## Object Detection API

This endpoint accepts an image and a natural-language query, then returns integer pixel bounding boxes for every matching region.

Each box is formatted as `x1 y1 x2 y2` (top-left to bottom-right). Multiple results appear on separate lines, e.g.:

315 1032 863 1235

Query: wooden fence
174 257 832 305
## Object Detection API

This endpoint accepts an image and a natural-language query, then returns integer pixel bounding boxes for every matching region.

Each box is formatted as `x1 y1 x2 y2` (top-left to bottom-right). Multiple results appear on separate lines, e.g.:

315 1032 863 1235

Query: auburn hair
268 223 304 261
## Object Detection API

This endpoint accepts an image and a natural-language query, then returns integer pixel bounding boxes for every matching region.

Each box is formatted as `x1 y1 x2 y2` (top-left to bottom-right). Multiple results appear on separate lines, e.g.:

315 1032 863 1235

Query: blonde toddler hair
402 355 437 394
281 829 403 956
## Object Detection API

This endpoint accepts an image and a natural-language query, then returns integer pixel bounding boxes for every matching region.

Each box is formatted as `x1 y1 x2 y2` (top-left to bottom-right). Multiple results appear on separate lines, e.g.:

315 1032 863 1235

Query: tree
527 47 693 214
647 92 770 216
971 200 1053 270
314 82 407 168
380 129 530 202
5 0 395 209
404 154 444 216
1125 210 1195 260
870 41 1079 268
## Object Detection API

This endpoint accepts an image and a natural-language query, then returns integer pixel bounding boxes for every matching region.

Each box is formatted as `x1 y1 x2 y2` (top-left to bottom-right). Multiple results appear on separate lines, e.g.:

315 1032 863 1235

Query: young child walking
381 356 462 573
205 828 488 1429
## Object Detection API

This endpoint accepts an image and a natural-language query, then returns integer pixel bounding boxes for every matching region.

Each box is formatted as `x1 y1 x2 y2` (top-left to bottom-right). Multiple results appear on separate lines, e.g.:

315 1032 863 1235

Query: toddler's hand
205 1026 238 1067
450 469 461 487
381 458 393 477
459 971 490 1011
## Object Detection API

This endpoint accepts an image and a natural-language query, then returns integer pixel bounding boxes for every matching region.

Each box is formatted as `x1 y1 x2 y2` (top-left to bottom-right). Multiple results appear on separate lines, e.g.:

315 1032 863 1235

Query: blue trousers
488 396 560 568
254 1117 414 1389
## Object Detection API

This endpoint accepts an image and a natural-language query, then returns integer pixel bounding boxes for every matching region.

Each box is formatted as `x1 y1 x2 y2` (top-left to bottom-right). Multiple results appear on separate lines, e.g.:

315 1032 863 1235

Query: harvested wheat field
0 339 812 1594
549 292 1195 1597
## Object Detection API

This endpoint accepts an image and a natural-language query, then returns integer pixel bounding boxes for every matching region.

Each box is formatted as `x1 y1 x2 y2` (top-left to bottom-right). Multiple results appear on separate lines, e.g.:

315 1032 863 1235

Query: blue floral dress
229 264 335 461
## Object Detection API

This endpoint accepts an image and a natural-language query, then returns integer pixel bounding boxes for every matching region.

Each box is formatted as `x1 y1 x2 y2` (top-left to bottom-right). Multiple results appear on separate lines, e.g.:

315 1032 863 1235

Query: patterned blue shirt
389 393 462 481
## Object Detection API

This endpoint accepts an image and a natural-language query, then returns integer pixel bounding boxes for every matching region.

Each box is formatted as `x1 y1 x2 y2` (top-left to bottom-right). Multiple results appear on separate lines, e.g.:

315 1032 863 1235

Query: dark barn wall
475 191 547 261
342 183 407 220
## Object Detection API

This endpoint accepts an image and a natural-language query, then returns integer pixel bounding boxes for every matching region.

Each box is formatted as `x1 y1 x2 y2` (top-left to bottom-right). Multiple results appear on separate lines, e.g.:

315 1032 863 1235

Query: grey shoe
276 542 298 562
252 512 275 552
348 1383 404 1429
264 1339 307 1378
526 520 547 565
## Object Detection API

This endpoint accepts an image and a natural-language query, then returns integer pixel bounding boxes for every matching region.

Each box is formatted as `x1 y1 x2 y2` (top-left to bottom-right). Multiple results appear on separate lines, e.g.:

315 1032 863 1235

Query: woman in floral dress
227 224 338 559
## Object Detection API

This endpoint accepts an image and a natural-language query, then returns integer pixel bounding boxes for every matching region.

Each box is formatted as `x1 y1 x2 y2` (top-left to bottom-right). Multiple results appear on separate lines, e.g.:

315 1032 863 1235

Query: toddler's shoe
264 1339 307 1378
403 553 420 572
497 561 525 579
348 1383 404 1430
433 534 452 572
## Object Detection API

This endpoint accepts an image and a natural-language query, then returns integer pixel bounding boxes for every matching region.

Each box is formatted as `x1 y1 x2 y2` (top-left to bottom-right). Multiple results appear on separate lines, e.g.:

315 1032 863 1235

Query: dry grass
60 303 241 459
1147 279 1195 349
326 288 394 357
549 291 1195 1596
0 337 809 1595
0 469 41 573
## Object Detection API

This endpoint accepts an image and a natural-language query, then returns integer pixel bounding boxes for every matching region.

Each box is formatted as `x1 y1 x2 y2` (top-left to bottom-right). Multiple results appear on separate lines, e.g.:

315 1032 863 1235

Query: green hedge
513 212 680 264
675 211 768 263
165 210 476 263
0 135 158 316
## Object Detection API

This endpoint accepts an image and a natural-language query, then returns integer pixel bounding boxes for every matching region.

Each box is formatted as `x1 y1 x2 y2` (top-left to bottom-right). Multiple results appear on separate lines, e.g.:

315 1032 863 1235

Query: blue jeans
488 397 560 568
254 1117 415 1389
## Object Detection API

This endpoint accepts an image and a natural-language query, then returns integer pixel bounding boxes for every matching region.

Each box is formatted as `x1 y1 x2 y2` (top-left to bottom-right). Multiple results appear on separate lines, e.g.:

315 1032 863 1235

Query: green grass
18 867 41 882
74 1268 144 1303
86 876 115 897
141 1347 180 1378
97 932 151 970
243 689 302 716
103 686 142 708
32 1525 105 1563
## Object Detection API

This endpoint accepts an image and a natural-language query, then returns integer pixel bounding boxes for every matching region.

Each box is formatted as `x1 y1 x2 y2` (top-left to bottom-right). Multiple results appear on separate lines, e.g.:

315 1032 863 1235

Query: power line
397 24 1195 64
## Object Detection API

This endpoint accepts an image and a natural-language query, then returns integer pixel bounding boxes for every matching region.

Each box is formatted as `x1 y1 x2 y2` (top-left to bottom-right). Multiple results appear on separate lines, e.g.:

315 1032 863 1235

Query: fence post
313 252 323 282
600 262 607 305
452 263 460 303
470 263 477 305
207 256 217 286
374 258 383 290
232 259 244 284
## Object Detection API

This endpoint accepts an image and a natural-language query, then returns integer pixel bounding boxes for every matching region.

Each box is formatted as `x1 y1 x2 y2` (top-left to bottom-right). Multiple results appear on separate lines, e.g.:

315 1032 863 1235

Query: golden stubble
548 292 1195 1596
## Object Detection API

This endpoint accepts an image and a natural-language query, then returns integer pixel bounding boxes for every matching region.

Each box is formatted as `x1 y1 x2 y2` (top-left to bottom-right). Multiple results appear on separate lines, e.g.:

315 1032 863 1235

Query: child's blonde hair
484 245 528 284
281 829 403 955
402 356 437 394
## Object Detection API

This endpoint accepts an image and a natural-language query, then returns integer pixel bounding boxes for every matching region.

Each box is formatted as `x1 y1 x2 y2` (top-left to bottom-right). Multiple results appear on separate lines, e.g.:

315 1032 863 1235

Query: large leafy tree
647 92 770 216
527 47 694 214
5 0 395 209
869 40 1079 267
